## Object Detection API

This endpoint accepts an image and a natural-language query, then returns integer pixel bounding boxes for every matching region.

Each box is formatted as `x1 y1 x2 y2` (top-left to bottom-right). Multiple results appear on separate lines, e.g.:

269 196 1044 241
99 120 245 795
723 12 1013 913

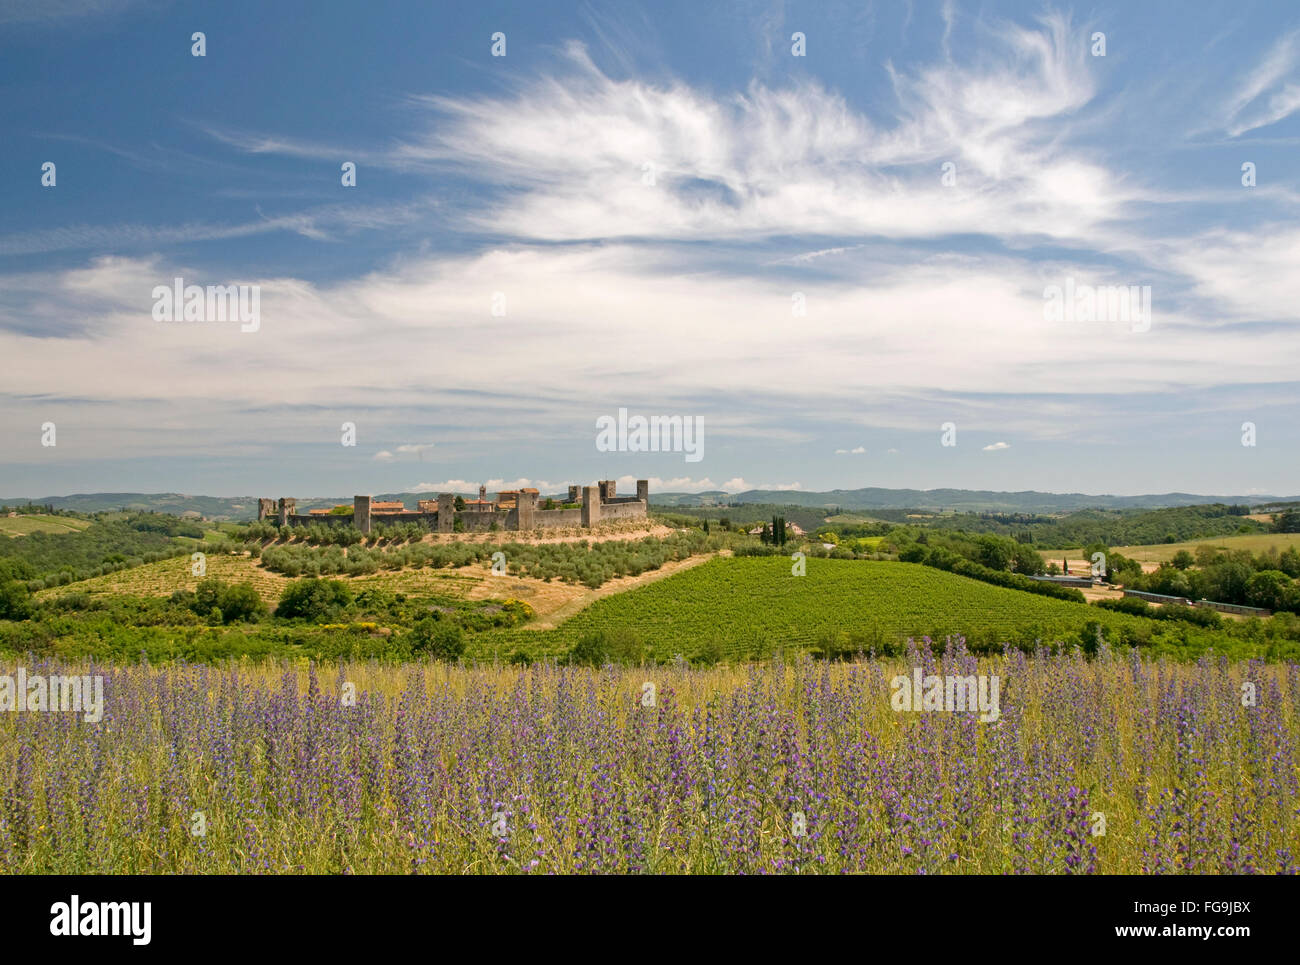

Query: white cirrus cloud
211 16 1127 248
1218 30 1300 136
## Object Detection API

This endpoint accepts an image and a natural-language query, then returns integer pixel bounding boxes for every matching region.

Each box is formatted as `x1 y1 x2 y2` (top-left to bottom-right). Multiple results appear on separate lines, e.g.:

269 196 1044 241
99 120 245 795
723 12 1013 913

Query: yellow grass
35 553 293 606
1112 531 1300 563
0 514 92 537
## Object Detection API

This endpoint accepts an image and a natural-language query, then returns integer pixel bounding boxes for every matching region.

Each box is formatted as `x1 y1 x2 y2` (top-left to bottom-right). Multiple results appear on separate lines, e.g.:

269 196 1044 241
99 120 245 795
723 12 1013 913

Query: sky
1 0 1298 500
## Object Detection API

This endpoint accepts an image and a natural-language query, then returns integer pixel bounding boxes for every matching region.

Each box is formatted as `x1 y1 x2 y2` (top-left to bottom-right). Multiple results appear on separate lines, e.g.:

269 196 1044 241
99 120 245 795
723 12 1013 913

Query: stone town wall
264 480 648 534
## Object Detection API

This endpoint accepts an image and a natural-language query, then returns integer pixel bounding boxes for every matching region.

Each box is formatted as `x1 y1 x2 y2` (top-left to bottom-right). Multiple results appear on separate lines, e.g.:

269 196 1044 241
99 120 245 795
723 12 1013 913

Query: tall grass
1 643 1295 873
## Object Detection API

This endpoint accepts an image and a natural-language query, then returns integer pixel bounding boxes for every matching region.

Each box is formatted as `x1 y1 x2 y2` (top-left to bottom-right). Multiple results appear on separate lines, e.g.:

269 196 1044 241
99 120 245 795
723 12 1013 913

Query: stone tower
437 493 455 533
353 495 372 535
516 490 537 530
581 485 601 527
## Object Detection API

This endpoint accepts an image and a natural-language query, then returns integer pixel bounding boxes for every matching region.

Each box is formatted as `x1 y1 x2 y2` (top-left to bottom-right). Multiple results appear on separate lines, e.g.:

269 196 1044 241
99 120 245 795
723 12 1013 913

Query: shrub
410 618 465 660
0 581 34 621
567 628 645 666
568 631 611 666
187 579 266 624
217 582 267 623
276 578 353 622
48 590 94 612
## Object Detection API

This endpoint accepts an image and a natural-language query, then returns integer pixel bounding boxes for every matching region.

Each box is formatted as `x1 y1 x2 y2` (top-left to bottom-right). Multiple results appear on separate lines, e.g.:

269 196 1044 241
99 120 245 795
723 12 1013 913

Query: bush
1096 597 1150 616
276 578 353 622
568 631 611 666
567 628 645 666
898 544 927 563
410 618 465 660
0 581 33 621
48 590 94 612
187 579 267 624
217 582 267 623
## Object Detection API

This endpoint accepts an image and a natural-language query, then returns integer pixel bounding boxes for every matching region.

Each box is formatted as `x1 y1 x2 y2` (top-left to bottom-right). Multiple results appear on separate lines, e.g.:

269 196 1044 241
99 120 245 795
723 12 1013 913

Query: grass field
477 556 1157 660
1112 531 1300 563
0 514 92 537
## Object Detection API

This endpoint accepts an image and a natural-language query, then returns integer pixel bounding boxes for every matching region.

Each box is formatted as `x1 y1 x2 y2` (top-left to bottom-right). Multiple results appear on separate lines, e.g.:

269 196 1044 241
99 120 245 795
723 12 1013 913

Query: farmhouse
258 479 649 535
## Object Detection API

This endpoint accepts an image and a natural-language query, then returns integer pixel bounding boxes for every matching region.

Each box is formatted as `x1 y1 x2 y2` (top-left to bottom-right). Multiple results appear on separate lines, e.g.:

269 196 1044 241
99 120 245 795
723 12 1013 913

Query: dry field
0 514 92 537
34 552 293 606
1111 532 1300 563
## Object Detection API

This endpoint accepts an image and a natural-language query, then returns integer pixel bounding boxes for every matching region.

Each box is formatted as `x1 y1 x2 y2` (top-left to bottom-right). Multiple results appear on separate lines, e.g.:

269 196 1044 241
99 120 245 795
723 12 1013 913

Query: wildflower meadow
2 640 1295 874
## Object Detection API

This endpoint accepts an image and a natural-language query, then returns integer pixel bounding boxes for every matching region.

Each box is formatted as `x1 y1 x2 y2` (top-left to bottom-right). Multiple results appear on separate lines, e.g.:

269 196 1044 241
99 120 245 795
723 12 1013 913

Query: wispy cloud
0 201 433 256
1220 31 1300 136
206 17 1125 247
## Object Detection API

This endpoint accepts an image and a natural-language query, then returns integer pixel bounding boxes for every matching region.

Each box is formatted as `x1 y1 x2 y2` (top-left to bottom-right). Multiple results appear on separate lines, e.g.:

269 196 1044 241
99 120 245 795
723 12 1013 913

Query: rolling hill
5 487 1295 520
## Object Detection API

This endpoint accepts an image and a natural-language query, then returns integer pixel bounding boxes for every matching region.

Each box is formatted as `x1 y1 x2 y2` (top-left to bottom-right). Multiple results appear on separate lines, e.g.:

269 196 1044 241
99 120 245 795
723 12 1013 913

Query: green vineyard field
476 556 1161 660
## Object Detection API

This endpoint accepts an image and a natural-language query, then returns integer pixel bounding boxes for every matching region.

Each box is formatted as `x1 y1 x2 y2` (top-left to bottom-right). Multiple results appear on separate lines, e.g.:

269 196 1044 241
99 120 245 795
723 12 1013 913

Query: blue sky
1 0 1298 499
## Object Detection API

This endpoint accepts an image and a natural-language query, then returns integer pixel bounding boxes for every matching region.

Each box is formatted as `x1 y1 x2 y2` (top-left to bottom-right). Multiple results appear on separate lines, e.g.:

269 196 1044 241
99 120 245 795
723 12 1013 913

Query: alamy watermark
1043 277 1151 332
50 895 150 945
595 407 703 462
152 277 260 332
890 667 1001 723
0 669 104 723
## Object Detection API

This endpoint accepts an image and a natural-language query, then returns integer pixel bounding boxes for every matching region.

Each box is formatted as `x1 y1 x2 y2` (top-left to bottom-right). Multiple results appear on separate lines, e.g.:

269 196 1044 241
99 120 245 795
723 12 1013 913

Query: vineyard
478 557 1292 662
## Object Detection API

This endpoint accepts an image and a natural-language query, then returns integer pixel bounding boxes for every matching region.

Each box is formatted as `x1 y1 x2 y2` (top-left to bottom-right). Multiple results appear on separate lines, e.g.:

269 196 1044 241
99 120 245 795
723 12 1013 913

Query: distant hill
652 488 1295 514
4 487 1295 521
0 493 262 520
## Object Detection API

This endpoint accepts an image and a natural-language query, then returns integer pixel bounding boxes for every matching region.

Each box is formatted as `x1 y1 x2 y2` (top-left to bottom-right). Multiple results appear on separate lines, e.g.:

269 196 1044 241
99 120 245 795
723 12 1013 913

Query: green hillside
477 556 1244 661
